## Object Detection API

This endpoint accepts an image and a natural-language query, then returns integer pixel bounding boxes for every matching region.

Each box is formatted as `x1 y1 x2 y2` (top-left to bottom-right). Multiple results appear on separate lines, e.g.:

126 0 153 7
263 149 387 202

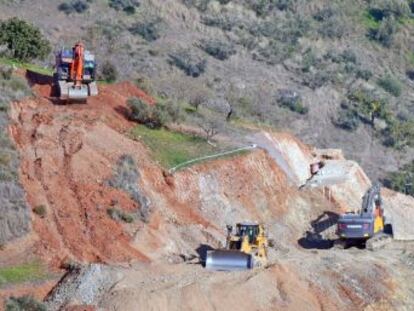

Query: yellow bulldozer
206 223 268 271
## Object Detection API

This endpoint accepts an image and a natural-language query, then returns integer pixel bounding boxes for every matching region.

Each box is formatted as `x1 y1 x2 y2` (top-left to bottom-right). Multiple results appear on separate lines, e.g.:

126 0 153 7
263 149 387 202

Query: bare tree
189 93 206 111
197 109 225 145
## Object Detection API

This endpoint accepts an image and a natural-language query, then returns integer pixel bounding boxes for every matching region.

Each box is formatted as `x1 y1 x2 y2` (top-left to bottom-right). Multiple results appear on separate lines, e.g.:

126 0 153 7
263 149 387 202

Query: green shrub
301 49 318 73
340 49 357 64
356 68 373 81
164 101 185 123
317 14 347 39
127 97 182 129
201 14 239 31
182 0 211 12
383 160 414 196
168 52 207 77
0 152 10 166
347 88 389 125
369 16 398 47
277 89 308 114
382 119 414 149
369 0 411 19
107 154 151 222
0 18 51 61
107 208 134 223
199 39 236 60
99 61 118 82
302 71 332 89
128 97 154 124
33 205 46 218
58 0 90 14
314 7 337 22
128 18 162 42
108 0 140 13
249 0 296 16
253 39 296 65
334 109 360 131
0 66 13 80
5 296 46 311
377 74 402 97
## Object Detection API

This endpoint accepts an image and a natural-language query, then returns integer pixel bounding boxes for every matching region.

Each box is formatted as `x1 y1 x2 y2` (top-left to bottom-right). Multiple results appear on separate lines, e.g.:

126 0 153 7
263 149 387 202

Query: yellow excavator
206 223 267 271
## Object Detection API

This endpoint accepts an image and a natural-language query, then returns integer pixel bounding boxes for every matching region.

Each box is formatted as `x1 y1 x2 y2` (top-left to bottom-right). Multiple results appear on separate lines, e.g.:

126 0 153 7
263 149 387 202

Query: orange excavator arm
70 42 84 87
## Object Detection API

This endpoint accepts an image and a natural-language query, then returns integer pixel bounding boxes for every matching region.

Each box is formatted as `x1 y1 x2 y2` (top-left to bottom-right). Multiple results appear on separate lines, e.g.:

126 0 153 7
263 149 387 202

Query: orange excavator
54 42 98 101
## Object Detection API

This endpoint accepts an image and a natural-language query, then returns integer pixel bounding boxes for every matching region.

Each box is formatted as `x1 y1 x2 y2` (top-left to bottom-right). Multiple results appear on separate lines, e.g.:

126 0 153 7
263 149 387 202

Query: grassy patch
130 125 219 168
0 261 49 287
361 10 381 30
0 57 53 76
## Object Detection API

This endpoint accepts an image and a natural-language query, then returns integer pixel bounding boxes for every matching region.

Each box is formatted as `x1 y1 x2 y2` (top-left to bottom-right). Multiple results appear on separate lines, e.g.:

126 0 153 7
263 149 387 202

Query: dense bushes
5 296 46 311
168 51 207 77
383 160 414 196
127 97 183 129
334 89 389 131
182 0 211 12
249 0 297 16
377 74 402 97
0 18 51 61
314 6 347 39
107 154 152 222
199 40 236 60
128 18 162 42
382 118 414 149
334 109 360 131
276 89 308 114
0 65 31 245
108 0 140 14
369 16 398 47
99 61 118 83
58 0 90 14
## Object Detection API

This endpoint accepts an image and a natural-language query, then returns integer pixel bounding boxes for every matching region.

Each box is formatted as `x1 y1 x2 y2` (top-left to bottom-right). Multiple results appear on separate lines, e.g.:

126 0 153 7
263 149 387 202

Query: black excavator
336 183 393 250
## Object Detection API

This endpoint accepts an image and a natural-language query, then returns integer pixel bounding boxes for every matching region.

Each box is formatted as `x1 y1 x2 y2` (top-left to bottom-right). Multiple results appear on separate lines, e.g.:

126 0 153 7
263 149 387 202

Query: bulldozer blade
68 85 89 101
205 250 253 271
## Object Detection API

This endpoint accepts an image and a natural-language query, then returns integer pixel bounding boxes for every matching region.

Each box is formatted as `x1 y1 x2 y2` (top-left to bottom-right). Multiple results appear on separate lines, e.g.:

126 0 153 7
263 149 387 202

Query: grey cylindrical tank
205 250 253 271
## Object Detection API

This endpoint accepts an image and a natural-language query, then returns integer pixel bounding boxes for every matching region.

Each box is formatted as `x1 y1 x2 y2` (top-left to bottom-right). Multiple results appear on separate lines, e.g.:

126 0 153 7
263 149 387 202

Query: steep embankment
1 75 414 310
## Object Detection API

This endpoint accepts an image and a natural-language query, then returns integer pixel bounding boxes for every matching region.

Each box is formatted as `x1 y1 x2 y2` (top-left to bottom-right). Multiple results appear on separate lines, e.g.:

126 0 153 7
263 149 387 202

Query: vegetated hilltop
2 0 414 184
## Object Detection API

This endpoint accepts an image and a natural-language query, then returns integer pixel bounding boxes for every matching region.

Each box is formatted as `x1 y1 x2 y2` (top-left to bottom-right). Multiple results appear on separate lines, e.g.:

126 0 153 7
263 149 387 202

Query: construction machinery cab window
236 224 259 243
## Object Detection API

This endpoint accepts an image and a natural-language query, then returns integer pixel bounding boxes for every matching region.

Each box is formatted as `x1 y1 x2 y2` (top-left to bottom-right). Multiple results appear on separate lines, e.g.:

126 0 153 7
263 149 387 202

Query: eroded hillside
2 0 414 182
0 72 414 310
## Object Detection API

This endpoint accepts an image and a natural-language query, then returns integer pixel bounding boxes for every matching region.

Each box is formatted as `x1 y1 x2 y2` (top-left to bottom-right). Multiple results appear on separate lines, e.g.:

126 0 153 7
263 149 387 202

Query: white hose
168 144 257 174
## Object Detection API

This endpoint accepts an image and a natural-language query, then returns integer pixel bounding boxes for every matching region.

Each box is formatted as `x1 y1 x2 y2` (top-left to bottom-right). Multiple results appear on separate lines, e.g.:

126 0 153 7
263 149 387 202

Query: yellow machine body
206 223 267 270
